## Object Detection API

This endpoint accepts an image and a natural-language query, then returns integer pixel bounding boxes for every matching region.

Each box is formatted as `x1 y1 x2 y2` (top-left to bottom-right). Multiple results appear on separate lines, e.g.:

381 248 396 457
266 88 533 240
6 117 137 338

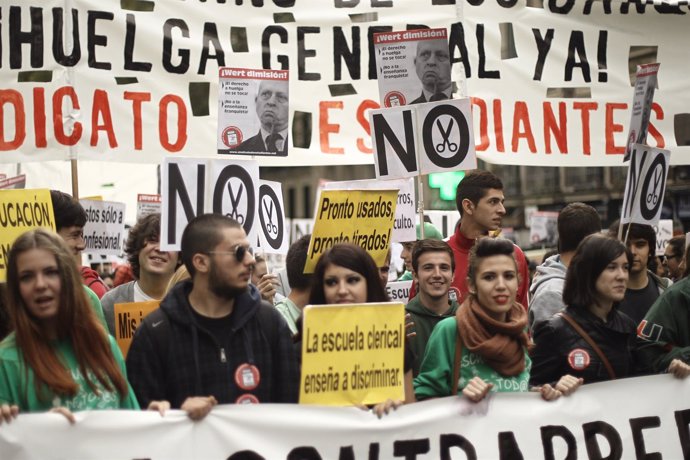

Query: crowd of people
2 169 690 426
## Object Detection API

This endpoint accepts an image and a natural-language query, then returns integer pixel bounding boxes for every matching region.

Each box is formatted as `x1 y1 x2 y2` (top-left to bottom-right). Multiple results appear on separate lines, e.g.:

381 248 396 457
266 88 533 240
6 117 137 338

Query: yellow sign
305 189 397 273
0 189 55 281
299 302 405 406
114 301 160 357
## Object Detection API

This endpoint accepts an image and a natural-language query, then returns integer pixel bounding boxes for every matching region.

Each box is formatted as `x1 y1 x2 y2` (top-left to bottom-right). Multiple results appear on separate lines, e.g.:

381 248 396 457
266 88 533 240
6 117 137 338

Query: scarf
456 297 529 377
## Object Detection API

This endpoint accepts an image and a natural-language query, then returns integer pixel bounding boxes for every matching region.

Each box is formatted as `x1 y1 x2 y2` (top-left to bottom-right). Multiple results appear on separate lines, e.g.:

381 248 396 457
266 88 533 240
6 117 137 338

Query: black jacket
126 280 299 408
529 305 637 386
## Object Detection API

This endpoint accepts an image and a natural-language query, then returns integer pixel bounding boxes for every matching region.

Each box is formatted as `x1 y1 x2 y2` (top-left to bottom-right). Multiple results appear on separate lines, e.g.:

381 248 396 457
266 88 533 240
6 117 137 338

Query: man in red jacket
447 170 530 308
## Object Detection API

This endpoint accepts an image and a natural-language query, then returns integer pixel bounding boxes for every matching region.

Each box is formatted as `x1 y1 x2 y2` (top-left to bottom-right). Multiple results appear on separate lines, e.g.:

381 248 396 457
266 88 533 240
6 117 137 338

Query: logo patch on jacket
568 348 590 370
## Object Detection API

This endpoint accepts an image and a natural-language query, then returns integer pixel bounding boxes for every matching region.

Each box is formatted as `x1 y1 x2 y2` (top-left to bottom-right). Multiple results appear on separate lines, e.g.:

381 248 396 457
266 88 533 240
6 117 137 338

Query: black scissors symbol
435 119 458 153
227 182 245 224
646 167 662 207
263 199 278 235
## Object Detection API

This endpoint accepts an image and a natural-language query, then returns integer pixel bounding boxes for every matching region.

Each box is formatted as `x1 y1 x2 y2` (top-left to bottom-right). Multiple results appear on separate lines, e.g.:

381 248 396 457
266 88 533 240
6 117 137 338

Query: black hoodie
126 280 299 408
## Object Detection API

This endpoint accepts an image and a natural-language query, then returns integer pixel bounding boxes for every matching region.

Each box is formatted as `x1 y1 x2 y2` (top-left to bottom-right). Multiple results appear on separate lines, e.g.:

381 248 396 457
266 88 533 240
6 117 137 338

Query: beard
208 261 248 300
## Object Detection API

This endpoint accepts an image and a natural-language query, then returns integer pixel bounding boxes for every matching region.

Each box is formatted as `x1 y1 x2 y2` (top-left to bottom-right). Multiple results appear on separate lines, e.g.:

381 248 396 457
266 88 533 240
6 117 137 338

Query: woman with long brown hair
0 229 139 423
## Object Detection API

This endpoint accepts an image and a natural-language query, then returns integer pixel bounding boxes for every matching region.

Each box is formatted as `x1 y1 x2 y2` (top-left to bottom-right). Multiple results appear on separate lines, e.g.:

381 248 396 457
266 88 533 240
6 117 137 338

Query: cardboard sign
300 302 405 406
323 177 416 243
217 68 290 157
370 99 476 180
160 157 260 251
113 300 160 358
305 189 397 273
621 144 670 227
374 28 451 107
0 189 54 281
80 199 127 256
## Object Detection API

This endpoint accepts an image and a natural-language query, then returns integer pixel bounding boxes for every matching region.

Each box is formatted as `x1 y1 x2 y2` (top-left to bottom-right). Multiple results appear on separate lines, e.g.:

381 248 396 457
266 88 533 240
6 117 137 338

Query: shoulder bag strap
451 334 463 395
558 312 616 380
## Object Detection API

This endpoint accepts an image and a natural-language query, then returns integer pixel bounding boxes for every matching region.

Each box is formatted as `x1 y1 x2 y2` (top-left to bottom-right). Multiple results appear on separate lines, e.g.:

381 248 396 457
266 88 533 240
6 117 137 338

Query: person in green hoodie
406 239 459 376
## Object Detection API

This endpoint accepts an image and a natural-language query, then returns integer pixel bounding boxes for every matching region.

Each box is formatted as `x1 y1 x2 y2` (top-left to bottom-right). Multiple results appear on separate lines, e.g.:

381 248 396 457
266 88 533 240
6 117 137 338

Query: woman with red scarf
414 238 581 402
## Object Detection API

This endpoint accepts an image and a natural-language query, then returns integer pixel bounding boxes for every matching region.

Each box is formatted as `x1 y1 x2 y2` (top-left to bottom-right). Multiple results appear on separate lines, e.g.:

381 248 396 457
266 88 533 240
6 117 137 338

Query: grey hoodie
528 254 567 332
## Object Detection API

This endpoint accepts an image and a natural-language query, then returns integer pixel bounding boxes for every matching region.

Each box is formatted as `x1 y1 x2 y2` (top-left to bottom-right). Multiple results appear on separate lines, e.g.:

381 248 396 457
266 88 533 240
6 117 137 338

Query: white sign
621 144 670 227
289 218 314 245
425 210 458 239
160 158 260 251
529 211 559 246
373 28 450 107
217 68 290 157
654 219 674 256
1 375 688 459
386 280 413 305
79 199 126 256
323 177 416 243
624 63 660 162
370 99 476 179
258 180 288 254
136 193 161 220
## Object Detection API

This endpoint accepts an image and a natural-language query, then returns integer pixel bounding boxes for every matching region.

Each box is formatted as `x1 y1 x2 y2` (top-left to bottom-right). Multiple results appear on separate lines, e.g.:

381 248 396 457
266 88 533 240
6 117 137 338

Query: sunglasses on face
206 245 253 262
661 254 680 262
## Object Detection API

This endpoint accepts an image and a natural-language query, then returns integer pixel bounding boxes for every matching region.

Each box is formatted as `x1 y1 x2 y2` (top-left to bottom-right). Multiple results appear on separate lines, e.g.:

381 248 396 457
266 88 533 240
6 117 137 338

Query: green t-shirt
414 317 531 399
84 285 108 331
0 333 139 411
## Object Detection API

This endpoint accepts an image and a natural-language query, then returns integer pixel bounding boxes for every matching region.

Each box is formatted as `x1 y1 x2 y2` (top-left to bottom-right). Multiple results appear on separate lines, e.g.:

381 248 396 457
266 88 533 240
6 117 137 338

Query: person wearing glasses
663 235 685 282
126 214 299 420
231 79 289 155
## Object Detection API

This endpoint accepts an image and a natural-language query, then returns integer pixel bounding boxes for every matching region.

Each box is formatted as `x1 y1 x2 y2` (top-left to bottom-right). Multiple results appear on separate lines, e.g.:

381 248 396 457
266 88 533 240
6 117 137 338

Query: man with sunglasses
126 214 299 420
663 235 685 282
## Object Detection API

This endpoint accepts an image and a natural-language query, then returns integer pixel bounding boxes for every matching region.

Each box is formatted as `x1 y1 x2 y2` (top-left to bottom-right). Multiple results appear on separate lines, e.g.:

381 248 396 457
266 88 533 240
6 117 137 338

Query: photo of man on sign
410 39 452 104
231 80 290 156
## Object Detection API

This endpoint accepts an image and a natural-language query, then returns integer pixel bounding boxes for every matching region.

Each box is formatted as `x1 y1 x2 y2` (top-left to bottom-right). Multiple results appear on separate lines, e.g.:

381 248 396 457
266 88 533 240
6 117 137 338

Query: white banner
2 3 689 167
1 375 689 459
